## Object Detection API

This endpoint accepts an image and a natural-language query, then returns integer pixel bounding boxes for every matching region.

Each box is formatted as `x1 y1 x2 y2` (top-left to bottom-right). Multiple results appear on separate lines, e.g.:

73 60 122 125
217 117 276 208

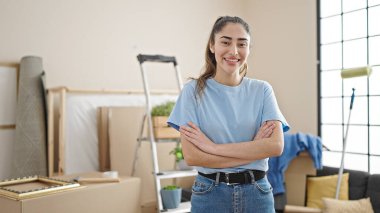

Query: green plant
162 185 180 190
151 101 175 116
169 144 184 162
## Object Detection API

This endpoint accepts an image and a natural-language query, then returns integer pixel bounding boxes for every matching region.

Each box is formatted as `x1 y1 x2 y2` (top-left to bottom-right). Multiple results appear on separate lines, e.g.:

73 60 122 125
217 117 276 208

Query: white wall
245 0 318 134
0 0 317 179
0 0 245 90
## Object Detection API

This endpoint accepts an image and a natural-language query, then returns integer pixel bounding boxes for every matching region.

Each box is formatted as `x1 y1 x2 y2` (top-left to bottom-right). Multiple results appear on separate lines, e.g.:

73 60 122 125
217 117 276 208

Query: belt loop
215 172 220 186
248 170 255 184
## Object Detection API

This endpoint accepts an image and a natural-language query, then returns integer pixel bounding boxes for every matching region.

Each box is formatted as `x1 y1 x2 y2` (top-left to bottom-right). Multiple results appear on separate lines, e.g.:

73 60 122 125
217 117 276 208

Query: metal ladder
132 54 197 213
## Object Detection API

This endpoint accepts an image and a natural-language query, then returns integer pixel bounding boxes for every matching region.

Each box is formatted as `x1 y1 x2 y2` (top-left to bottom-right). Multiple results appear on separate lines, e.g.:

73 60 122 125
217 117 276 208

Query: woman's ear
209 44 215 53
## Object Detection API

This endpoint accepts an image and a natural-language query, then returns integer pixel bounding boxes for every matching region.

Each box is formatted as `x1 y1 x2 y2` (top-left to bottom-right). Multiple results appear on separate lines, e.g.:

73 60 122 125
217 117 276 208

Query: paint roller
335 66 372 199
340 66 372 79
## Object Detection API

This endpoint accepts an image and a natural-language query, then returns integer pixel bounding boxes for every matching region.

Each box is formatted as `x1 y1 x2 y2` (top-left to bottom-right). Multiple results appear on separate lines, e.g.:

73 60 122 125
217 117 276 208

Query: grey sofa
316 166 380 213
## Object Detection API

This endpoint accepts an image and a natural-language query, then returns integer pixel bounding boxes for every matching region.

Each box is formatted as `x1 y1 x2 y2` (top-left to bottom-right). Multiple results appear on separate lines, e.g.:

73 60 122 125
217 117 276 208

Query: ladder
132 54 197 213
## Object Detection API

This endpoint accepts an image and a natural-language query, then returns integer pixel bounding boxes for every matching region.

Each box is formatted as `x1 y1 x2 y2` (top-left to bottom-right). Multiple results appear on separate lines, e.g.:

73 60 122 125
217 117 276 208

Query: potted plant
170 144 193 170
151 101 179 139
160 185 182 209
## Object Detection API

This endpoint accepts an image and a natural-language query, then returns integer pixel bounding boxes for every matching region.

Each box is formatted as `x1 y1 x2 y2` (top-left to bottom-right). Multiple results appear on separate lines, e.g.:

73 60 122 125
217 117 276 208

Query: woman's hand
253 121 276 140
179 122 216 154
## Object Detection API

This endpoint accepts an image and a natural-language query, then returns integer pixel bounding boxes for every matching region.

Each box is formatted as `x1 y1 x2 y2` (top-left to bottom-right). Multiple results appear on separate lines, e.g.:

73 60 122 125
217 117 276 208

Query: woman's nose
229 45 238 55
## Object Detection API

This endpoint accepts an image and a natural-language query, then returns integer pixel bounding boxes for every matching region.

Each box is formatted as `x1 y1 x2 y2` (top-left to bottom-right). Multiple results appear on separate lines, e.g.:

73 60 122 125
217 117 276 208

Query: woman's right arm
181 120 275 168
181 135 252 168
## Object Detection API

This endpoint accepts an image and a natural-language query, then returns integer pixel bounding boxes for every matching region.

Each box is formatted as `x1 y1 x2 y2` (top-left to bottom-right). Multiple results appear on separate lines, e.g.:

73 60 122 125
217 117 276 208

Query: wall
0 0 317 179
245 0 318 134
0 0 244 90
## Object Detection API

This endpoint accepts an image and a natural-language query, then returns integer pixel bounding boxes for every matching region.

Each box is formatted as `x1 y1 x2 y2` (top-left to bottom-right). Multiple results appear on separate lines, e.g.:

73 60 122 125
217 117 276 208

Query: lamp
335 66 372 199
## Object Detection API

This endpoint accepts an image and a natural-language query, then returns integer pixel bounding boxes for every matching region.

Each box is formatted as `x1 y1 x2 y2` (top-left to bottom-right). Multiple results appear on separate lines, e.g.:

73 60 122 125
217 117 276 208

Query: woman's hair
193 16 251 99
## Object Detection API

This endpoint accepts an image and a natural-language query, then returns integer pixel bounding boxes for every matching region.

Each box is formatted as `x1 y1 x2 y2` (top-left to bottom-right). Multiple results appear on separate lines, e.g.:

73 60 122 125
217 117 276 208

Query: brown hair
193 16 251 99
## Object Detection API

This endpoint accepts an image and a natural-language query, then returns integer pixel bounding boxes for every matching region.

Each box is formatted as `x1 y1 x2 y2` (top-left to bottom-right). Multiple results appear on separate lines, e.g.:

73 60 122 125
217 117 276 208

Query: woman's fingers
263 123 275 135
263 123 275 137
262 123 275 133
180 127 192 138
180 126 194 134
254 121 276 140
262 127 273 138
180 126 198 139
188 122 200 132
181 133 202 149
254 122 267 139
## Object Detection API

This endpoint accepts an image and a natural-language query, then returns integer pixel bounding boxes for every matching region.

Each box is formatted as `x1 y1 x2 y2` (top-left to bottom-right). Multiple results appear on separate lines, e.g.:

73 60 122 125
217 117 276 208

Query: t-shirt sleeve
167 83 199 131
262 82 290 132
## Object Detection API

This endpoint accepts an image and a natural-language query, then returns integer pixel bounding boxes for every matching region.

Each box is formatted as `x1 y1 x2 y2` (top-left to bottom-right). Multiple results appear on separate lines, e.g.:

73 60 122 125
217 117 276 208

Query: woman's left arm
180 120 284 161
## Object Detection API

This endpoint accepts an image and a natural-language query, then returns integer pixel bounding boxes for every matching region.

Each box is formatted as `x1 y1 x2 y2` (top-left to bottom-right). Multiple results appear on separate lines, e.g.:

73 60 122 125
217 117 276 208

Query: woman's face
210 23 250 77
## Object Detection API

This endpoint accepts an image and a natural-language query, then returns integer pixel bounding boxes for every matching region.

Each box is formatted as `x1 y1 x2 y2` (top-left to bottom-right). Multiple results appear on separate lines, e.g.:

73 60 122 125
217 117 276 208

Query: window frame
317 0 380 174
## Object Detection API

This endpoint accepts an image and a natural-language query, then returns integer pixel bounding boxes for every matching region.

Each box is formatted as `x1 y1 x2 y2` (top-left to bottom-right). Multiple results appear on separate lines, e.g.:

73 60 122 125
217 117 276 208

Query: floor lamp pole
335 88 355 199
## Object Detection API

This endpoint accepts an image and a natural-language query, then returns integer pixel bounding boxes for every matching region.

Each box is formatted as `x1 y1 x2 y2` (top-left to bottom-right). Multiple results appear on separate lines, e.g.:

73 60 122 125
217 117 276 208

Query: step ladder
132 54 197 213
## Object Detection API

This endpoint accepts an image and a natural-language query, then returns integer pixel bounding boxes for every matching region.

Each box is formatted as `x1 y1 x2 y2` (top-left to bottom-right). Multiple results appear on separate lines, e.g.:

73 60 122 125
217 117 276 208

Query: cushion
306 173 349 209
284 205 322 213
317 166 369 199
366 174 380 212
322 197 374 213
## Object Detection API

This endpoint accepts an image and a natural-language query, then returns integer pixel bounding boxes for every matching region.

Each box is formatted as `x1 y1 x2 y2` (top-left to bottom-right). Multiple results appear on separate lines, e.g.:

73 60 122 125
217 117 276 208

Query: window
318 0 380 174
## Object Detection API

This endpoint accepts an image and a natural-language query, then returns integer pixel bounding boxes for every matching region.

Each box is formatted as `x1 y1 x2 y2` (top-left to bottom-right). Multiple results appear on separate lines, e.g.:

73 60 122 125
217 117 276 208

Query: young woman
168 16 290 213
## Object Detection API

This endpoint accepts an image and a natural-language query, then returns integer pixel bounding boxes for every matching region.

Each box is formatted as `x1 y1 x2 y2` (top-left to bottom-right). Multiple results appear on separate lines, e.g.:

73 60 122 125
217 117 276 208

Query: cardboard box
284 152 316 206
105 107 194 212
107 107 177 203
0 173 141 213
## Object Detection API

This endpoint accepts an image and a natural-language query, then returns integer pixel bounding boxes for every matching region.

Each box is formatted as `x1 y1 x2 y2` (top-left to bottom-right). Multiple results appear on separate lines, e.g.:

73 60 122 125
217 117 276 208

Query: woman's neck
214 71 242 86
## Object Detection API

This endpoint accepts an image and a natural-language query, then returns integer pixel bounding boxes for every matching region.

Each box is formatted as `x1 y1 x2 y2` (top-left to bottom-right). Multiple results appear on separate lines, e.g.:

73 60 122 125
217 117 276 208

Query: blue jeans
191 174 275 213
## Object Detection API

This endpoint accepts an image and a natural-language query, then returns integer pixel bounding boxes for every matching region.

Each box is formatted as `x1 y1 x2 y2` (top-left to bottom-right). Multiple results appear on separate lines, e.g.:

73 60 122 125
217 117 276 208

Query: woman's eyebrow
219 36 248 41
220 36 232 40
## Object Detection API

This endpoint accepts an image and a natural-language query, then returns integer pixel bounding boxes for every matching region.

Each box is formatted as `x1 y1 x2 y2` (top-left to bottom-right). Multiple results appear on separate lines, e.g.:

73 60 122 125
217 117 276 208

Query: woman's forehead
215 23 250 41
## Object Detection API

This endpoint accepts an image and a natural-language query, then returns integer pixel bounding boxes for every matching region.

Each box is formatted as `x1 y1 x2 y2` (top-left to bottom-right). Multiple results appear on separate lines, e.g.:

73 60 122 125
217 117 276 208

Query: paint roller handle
350 88 356 110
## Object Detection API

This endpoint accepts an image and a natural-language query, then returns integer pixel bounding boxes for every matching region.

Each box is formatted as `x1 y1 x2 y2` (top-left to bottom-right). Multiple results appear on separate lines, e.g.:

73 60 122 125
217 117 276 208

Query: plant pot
176 159 193 171
160 188 182 209
152 116 180 139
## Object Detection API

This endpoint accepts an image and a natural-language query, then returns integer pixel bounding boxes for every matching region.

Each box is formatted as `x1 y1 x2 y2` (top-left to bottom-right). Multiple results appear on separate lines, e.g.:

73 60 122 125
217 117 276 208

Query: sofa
284 166 380 213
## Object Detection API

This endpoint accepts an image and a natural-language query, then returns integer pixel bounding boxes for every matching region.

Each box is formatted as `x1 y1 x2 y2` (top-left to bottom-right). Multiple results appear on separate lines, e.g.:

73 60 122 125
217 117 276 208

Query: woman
168 16 290 213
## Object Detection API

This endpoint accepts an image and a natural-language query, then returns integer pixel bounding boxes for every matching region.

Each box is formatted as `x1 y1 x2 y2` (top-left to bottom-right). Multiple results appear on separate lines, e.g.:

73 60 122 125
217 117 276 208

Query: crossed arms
179 120 284 169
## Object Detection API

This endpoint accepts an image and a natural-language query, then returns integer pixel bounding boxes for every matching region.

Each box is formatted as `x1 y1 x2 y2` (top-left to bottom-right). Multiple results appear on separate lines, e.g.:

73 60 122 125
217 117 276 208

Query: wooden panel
0 125 15 129
47 91 54 177
58 89 66 175
97 107 110 172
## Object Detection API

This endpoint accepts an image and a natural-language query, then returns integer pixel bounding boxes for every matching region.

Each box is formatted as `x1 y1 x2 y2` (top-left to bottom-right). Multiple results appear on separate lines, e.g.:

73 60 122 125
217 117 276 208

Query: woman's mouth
224 57 240 64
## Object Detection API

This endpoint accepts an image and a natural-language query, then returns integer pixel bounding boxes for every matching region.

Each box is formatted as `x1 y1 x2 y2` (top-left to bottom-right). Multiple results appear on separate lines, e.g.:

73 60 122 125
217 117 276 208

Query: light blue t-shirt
168 77 290 174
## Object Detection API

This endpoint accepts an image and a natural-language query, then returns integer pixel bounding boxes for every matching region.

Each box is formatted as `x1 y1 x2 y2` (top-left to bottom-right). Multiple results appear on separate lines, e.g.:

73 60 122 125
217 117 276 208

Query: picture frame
0 176 81 200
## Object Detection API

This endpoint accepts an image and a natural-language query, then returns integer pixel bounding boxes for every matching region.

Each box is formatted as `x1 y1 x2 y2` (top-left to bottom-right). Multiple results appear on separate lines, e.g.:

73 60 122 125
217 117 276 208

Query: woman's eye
221 41 230 45
239 43 248 47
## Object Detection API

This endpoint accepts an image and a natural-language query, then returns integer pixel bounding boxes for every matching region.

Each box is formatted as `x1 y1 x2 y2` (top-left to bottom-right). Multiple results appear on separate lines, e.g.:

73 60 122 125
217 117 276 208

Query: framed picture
0 176 81 200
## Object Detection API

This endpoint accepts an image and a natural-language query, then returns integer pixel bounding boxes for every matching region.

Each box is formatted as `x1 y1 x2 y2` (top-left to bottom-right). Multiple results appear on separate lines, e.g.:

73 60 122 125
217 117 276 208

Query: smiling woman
167 16 290 213
211 24 250 85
